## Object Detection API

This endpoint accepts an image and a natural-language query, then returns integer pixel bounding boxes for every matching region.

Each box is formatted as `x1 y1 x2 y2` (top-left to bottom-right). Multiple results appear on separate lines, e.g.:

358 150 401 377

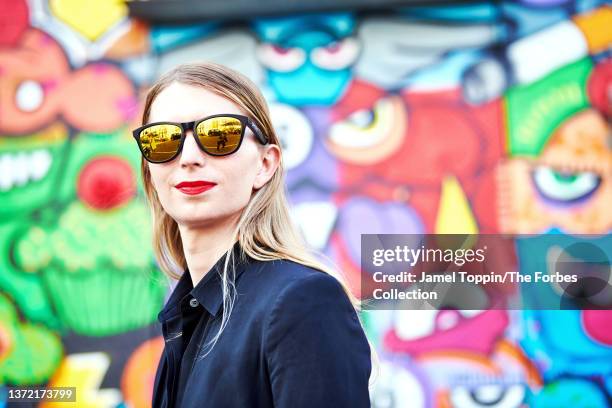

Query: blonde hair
139 62 376 369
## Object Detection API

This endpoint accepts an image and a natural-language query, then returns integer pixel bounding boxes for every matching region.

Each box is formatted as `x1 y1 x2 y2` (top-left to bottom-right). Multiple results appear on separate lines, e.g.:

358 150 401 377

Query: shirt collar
157 241 252 322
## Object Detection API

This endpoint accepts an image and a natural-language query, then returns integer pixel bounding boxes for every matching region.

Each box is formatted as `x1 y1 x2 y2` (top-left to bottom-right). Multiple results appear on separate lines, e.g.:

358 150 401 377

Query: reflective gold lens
196 117 242 155
138 124 182 162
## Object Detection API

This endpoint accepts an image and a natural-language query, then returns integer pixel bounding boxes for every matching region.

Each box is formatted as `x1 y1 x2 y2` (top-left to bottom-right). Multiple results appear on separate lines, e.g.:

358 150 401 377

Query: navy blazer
152 243 372 407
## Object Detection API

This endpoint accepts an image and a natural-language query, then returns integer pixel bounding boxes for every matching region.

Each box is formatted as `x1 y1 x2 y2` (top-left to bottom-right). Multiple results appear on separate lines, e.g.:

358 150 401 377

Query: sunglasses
132 113 269 163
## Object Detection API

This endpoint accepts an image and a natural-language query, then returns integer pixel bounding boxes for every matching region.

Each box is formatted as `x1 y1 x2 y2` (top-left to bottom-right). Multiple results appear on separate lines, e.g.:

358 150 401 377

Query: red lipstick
174 180 216 195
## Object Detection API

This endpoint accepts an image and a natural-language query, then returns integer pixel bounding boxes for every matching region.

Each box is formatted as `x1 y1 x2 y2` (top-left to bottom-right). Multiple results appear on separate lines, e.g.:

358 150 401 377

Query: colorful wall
0 0 610 406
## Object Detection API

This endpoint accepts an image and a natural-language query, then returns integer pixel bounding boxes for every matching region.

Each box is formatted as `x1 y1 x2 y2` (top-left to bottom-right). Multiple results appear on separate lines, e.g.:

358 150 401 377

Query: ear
253 144 281 190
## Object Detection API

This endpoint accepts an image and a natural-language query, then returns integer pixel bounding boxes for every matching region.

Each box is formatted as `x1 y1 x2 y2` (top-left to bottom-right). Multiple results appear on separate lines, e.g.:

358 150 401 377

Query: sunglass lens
138 124 182 162
196 117 242 155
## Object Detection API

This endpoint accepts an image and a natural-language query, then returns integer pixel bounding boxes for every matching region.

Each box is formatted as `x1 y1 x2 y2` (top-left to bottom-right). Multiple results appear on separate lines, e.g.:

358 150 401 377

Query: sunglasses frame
132 113 269 163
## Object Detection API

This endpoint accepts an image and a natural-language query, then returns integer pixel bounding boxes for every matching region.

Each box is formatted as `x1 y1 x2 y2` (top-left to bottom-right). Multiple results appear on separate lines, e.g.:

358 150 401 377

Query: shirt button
189 298 199 308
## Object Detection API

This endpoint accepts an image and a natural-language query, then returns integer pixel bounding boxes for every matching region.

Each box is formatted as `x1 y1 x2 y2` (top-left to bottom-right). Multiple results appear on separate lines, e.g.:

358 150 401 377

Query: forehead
148 82 244 123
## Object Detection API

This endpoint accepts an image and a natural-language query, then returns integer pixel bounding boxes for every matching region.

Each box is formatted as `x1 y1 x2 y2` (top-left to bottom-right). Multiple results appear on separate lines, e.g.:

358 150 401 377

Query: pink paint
92 64 111 75
325 42 341 54
582 310 612 346
116 95 138 121
384 309 509 356
41 79 59 92
0 0 28 46
587 59 612 117
77 156 136 210
272 45 291 55
40 32 53 46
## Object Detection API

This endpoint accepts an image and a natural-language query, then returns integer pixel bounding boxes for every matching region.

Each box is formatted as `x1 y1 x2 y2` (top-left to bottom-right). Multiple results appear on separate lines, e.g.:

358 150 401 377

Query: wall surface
0 0 611 406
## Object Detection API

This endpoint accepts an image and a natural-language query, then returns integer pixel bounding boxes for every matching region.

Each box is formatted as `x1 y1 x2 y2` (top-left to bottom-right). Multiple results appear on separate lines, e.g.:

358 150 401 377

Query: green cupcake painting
10 129 168 337
14 197 167 337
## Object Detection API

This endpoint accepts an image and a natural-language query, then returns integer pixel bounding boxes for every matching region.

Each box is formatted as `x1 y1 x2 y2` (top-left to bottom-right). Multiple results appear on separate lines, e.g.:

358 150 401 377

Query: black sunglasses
132 113 269 163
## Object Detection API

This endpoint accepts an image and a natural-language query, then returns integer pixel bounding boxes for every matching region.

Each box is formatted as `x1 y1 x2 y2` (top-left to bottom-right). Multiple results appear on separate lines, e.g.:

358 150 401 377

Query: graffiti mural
1 0 610 406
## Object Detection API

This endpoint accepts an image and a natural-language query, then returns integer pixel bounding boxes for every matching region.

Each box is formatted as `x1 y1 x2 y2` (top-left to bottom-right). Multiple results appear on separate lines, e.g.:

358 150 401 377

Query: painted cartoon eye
330 103 381 147
256 43 306 72
345 109 375 128
15 80 44 112
532 166 601 204
393 310 438 340
325 96 405 164
269 103 313 170
310 37 360 70
450 384 525 408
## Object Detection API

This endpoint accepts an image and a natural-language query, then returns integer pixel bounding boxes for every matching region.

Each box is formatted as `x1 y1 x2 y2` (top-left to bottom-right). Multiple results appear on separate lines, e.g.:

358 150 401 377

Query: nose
178 130 206 167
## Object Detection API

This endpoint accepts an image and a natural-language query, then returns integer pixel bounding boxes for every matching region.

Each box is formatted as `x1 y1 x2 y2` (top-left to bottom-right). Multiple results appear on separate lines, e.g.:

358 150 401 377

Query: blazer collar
157 241 251 321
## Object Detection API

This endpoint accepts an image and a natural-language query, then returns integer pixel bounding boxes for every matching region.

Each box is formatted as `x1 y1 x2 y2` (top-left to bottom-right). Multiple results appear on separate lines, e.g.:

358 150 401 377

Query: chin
178 207 234 224
174 215 219 228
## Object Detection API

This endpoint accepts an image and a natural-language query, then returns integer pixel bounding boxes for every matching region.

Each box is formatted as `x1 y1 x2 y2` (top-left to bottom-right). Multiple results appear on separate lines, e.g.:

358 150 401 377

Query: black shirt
152 242 372 407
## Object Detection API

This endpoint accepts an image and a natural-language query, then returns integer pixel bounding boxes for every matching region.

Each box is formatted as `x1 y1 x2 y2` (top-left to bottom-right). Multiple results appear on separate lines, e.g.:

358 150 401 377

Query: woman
132 62 372 407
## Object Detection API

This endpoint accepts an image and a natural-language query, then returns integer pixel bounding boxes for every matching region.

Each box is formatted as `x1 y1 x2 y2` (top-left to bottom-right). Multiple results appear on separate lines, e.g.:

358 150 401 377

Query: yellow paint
0 123 68 148
41 353 121 408
50 0 128 41
574 6 612 54
435 175 479 235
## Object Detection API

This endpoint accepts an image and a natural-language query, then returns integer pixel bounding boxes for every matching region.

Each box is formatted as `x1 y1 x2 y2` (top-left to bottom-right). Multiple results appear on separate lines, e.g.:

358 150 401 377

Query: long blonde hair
139 62 372 362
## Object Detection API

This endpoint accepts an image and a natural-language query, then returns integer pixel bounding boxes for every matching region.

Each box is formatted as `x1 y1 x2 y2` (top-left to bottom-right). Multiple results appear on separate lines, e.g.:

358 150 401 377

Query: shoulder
255 259 360 338
238 258 360 339
250 258 352 309
258 261 371 374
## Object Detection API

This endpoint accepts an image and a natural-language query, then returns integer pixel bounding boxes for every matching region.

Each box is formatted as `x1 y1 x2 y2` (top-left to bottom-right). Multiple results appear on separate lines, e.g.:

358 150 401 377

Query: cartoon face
325 80 407 168
498 109 611 234
329 83 498 190
0 28 137 216
326 81 503 232
367 327 538 408
0 29 136 135
417 340 540 408
0 29 67 134
253 13 359 106
324 82 504 294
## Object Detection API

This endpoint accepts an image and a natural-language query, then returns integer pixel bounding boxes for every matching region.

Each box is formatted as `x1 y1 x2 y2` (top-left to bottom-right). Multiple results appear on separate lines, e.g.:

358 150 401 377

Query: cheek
220 155 259 200
225 164 256 196
148 164 169 195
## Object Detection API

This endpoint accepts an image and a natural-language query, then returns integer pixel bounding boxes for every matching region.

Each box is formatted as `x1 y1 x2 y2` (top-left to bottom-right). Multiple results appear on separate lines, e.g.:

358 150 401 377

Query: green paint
0 126 69 219
4 128 166 337
0 294 62 385
14 197 166 337
505 58 592 157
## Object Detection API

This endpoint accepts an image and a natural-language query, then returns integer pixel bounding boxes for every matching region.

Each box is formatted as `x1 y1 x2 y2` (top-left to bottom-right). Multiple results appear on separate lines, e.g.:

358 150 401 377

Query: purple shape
337 196 425 265
285 106 339 192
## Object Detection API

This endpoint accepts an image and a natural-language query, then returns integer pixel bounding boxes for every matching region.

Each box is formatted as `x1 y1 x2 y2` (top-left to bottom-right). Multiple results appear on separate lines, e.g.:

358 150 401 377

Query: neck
178 216 240 287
